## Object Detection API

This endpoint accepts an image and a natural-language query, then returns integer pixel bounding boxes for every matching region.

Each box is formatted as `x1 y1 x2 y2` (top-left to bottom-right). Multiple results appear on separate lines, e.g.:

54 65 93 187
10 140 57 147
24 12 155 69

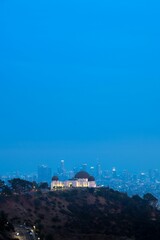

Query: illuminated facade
51 171 96 189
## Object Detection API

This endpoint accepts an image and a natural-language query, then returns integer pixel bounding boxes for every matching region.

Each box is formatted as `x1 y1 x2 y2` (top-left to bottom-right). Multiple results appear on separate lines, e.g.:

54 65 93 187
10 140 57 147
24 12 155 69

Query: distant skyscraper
57 160 67 180
38 165 52 183
153 169 159 179
96 162 102 179
68 170 74 179
122 169 130 181
90 166 95 176
60 160 65 174
140 172 146 181
112 167 117 178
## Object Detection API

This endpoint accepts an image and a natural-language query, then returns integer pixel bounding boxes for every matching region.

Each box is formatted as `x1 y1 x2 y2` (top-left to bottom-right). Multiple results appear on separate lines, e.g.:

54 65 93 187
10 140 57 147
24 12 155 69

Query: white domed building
51 171 96 189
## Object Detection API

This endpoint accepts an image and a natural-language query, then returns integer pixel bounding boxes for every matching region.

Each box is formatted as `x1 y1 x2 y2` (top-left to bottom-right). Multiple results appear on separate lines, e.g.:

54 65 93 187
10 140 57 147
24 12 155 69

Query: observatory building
51 171 96 189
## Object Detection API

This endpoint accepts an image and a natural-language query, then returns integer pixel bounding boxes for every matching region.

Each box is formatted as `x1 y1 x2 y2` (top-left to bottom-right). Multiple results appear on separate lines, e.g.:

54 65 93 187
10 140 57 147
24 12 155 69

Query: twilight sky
0 0 160 174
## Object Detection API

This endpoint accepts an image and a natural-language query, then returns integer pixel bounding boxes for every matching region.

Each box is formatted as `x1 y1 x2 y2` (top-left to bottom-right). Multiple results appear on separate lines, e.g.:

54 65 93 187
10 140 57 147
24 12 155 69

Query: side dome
52 176 59 181
75 171 90 179
88 176 95 182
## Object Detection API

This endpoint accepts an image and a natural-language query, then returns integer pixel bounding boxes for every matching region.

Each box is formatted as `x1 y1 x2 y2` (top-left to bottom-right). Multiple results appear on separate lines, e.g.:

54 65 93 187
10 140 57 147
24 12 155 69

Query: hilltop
0 187 160 240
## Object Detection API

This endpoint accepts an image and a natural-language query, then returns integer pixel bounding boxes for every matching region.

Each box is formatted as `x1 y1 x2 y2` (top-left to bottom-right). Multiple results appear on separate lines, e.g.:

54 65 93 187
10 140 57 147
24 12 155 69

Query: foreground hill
0 188 160 240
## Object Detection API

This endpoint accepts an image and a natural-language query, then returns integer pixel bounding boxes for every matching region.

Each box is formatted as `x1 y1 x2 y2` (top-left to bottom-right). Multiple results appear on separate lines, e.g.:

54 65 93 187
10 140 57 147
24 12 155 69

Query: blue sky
0 0 160 174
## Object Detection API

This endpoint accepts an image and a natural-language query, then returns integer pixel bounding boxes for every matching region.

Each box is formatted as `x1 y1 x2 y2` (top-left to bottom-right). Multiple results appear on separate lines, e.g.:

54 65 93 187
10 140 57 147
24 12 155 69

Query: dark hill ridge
0 188 160 240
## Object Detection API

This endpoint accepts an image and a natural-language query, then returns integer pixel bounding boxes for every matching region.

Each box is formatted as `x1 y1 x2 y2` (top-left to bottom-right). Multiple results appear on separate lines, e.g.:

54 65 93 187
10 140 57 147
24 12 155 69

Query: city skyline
1 138 160 174
2 159 160 202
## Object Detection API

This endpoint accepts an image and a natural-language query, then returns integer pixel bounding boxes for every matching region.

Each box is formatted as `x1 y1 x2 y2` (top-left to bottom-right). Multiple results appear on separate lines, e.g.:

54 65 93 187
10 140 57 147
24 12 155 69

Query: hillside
0 188 160 240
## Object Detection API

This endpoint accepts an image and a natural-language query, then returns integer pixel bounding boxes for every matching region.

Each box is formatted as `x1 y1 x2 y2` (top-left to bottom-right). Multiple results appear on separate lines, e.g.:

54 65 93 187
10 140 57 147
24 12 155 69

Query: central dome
52 176 59 181
75 171 90 179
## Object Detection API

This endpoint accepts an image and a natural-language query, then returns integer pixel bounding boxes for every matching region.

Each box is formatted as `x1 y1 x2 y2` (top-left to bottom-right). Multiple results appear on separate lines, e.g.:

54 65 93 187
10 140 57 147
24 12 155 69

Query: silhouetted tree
8 178 33 193
0 211 8 231
38 182 49 189
0 179 5 189
2 185 12 196
143 193 158 208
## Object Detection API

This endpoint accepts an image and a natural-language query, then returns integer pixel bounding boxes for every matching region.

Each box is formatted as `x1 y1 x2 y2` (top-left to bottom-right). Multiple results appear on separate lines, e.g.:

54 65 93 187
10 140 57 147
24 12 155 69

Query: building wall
51 180 64 189
51 179 96 189
88 181 96 188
